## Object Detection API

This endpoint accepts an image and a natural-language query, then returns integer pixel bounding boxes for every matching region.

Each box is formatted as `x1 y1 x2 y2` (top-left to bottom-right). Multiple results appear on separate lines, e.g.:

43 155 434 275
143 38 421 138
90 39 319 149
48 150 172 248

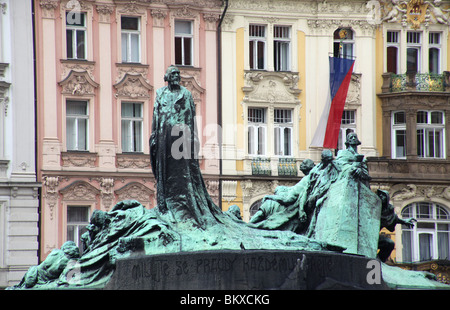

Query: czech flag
311 56 355 149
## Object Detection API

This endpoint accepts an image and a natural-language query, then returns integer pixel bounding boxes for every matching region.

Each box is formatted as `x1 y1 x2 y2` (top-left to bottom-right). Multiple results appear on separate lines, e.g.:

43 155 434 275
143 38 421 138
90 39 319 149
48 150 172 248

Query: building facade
0 0 40 287
34 0 222 261
219 0 450 283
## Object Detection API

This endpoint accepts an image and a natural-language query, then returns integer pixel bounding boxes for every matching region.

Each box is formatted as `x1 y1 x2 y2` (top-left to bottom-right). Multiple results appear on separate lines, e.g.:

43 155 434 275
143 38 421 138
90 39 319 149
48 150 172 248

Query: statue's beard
170 78 180 86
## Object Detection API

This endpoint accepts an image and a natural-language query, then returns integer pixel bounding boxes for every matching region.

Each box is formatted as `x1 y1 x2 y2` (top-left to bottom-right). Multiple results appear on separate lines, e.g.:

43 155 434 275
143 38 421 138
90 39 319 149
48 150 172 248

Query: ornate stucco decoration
60 0 94 20
59 70 99 96
0 80 10 116
243 71 301 105
390 183 450 202
60 60 95 81
115 182 155 206
42 176 60 220
39 0 59 19
346 73 362 107
179 69 205 104
60 180 100 201
381 0 450 28
116 153 151 169
115 63 149 84
100 177 115 210
150 8 168 27
61 152 97 168
114 73 153 99
307 18 376 36
203 12 220 31
96 3 115 23
229 0 368 14
115 0 147 24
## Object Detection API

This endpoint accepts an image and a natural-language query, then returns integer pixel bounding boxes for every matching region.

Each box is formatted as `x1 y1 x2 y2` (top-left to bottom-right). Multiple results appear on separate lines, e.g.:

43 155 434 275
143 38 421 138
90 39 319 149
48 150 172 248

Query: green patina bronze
9 66 449 290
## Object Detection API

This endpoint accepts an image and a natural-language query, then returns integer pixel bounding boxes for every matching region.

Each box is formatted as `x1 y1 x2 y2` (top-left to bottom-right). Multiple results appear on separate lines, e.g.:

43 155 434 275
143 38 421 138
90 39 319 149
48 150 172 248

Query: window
121 16 140 63
66 100 88 151
121 102 143 153
337 110 356 151
274 109 293 156
401 202 450 262
175 20 193 66
274 26 290 71
416 111 445 158
250 199 263 218
429 32 441 74
66 12 86 60
67 206 90 249
387 31 400 74
407 31 421 72
249 25 266 70
248 108 266 156
392 111 407 159
333 28 354 59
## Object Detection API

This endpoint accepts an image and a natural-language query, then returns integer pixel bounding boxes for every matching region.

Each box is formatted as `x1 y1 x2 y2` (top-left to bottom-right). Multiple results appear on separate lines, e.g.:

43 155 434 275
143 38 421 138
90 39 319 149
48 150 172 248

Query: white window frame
66 100 89 152
248 107 267 156
174 20 194 66
416 110 445 159
333 28 354 60
391 111 407 159
249 24 267 70
274 109 293 157
121 102 144 153
66 205 91 249
273 25 291 72
66 11 87 60
121 16 141 63
337 110 357 151
428 32 441 74
387 30 400 74
406 31 422 73
401 202 450 262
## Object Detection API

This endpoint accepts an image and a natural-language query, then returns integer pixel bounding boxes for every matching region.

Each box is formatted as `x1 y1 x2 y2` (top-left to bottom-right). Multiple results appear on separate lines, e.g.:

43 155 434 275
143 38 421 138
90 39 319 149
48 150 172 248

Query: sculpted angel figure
382 0 407 22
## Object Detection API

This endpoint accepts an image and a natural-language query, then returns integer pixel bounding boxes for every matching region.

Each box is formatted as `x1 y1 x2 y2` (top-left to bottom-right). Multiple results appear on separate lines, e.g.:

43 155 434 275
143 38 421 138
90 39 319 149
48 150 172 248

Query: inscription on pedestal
105 250 389 290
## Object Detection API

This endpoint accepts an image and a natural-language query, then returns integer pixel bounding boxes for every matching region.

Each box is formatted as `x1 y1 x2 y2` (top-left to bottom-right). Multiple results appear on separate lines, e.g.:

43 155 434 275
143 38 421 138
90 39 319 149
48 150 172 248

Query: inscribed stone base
104 250 389 290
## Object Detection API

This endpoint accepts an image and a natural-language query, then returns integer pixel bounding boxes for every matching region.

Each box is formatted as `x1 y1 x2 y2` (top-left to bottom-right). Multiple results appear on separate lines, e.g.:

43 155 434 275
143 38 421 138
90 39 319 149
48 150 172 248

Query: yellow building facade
219 0 450 283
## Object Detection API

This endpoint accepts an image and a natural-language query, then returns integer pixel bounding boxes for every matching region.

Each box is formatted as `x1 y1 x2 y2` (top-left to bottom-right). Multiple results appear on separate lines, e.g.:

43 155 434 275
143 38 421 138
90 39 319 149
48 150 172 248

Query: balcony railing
382 72 450 93
278 158 298 176
251 157 271 176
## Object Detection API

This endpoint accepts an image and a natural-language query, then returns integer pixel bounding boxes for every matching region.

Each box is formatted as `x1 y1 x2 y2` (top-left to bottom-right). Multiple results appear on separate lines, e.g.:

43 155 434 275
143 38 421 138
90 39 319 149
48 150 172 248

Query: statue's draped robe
150 86 223 228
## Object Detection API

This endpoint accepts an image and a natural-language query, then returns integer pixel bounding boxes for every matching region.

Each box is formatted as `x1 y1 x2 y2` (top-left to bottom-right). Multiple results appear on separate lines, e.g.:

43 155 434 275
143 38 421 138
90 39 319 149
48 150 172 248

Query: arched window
249 199 263 218
401 202 450 262
333 28 354 59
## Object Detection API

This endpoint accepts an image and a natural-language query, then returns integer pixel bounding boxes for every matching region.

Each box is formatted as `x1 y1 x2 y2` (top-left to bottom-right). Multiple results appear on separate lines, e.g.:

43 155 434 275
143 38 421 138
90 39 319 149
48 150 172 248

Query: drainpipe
217 0 228 211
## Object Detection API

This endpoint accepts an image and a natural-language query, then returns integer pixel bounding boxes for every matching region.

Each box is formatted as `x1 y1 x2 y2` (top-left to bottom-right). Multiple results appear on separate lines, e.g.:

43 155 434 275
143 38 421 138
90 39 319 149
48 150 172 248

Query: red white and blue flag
311 56 355 149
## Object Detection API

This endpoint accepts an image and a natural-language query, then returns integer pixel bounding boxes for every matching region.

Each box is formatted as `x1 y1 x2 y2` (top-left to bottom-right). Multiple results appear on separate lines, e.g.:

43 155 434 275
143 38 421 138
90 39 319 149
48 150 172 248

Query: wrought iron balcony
251 157 271 176
381 71 450 93
278 157 298 176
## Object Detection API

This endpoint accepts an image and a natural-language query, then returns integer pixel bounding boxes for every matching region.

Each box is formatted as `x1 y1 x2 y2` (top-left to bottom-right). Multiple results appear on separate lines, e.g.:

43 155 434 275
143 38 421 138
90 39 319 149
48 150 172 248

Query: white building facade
0 0 40 287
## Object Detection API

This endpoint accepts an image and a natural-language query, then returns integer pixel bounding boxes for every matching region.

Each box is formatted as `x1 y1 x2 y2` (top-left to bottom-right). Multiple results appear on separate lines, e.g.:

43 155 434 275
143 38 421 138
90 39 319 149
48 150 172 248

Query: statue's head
164 65 181 85
321 149 333 163
300 159 315 175
90 209 106 227
345 132 361 147
377 189 390 206
61 241 81 259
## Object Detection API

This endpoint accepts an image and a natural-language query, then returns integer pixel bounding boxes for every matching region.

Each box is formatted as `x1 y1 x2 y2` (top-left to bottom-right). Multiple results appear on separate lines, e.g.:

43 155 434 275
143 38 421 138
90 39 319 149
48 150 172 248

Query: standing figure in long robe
150 66 223 228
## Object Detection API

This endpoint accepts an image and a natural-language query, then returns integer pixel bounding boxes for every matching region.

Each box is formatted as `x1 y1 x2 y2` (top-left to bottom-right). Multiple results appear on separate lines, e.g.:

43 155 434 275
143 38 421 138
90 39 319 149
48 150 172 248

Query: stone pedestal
104 250 389 290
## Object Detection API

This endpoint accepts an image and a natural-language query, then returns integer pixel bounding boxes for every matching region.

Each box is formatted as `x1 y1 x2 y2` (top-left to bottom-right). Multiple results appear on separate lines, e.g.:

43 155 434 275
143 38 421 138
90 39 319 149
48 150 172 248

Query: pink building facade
35 0 222 259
